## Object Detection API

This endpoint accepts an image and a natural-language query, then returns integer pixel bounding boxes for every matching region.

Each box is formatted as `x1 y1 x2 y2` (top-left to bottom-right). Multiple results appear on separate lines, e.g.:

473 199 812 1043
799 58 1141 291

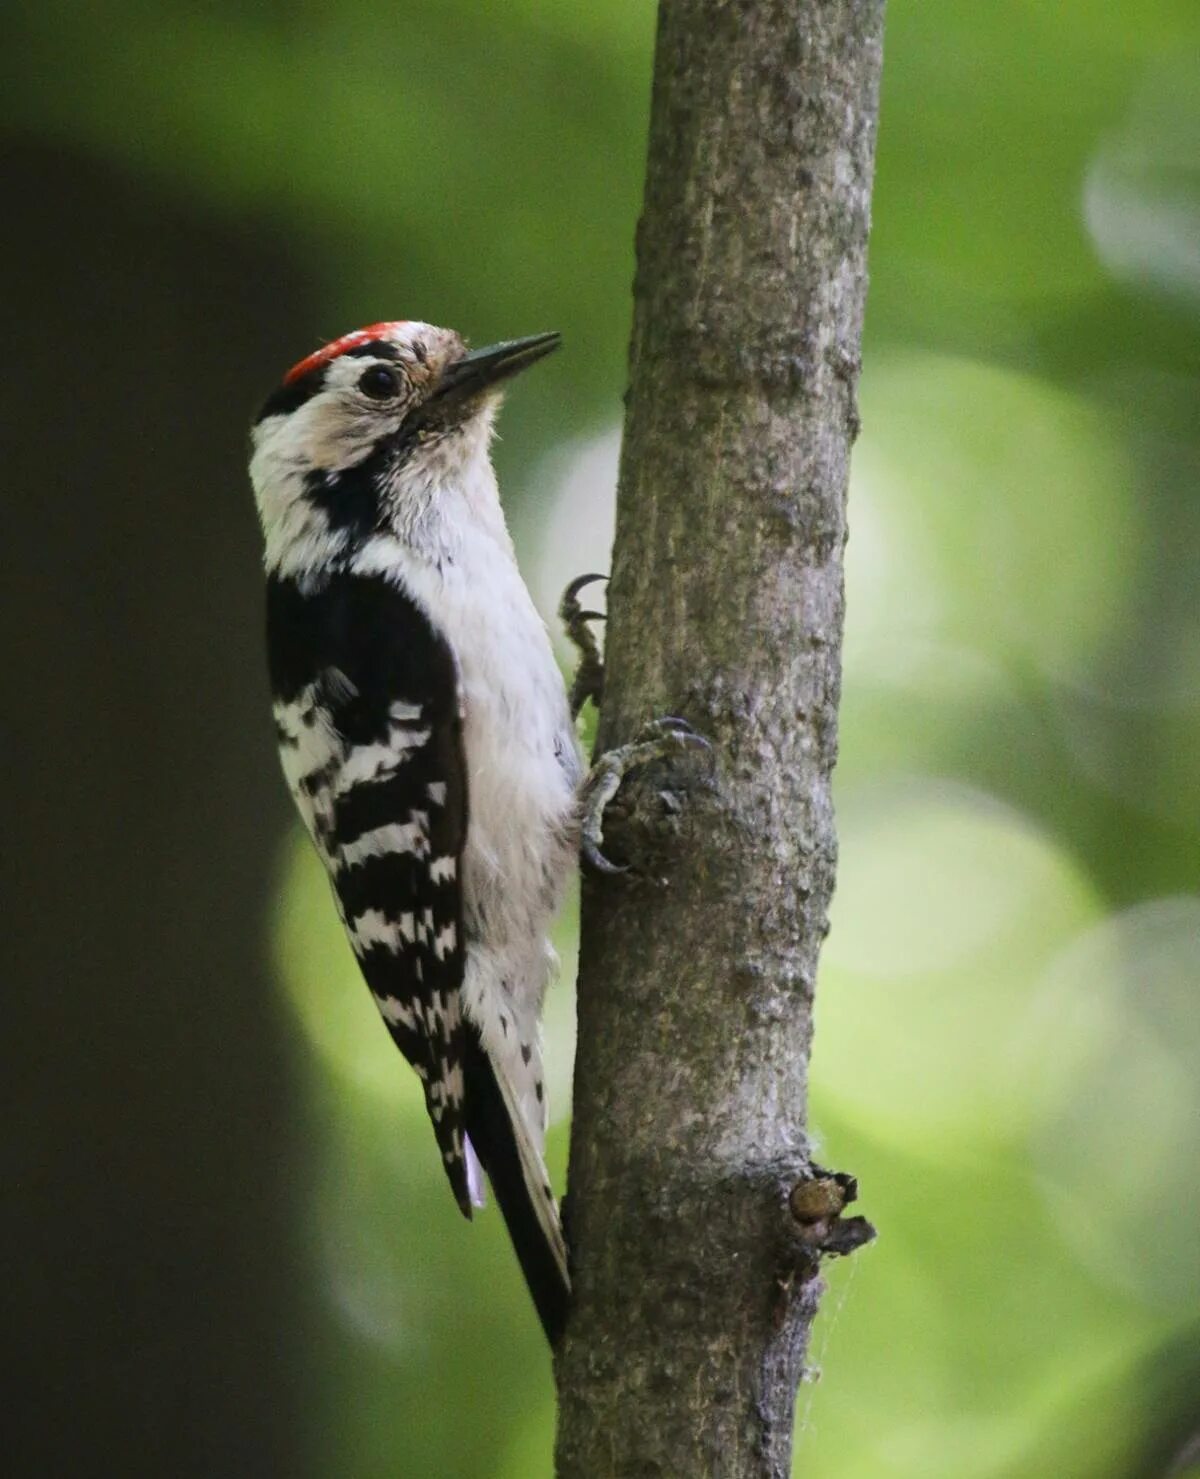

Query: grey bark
554 1 885 1475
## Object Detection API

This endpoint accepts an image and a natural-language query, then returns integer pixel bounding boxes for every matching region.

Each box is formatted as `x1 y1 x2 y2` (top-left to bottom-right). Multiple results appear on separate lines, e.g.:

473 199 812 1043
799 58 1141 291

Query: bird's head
249 320 559 573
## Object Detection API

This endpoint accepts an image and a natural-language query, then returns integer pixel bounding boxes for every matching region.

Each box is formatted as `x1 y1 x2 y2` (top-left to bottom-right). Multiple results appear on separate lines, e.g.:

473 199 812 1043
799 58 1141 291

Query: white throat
251 400 507 581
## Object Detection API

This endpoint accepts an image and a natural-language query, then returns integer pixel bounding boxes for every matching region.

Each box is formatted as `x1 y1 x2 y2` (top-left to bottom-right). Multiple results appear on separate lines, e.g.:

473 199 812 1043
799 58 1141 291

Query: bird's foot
559 573 607 720
580 717 712 875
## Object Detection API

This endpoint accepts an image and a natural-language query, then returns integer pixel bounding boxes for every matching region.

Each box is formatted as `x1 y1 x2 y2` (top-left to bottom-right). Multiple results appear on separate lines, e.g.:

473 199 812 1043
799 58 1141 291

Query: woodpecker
249 320 581 1344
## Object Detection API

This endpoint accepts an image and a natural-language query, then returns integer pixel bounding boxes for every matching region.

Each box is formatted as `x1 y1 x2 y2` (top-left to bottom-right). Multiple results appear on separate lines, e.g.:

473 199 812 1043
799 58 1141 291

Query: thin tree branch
555 0 885 1473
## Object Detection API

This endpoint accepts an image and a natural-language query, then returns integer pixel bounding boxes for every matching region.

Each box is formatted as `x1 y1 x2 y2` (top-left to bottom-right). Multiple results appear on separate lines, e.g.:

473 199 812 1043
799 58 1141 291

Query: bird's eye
358 364 401 400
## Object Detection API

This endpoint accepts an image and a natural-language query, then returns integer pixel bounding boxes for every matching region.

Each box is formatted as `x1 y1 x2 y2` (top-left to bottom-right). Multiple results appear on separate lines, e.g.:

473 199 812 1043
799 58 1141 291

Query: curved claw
647 716 707 741
639 717 715 765
561 573 609 720
581 837 629 876
558 572 609 620
578 717 715 877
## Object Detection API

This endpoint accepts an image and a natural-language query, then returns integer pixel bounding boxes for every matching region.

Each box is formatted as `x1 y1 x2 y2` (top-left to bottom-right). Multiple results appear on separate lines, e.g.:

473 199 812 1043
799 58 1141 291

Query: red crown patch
283 322 412 385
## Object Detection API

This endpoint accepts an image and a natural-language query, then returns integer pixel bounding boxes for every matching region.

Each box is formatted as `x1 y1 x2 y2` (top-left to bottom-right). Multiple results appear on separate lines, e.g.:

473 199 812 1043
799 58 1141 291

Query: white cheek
251 395 407 574
306 394 403 471
250 411 309 486
250 421 335 571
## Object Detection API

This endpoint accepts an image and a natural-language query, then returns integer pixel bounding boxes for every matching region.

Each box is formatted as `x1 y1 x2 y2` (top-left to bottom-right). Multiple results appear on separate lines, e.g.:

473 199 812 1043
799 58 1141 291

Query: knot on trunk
787 1165 876 1260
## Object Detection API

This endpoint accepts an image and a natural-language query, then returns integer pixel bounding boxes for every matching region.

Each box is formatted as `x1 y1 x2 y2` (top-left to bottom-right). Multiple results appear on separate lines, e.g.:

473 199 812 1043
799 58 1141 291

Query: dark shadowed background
3 3 1198 1476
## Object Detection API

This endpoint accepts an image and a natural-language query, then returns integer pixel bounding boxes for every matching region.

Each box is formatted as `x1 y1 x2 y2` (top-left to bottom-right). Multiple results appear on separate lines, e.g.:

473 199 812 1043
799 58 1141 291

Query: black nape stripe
253 363 328 423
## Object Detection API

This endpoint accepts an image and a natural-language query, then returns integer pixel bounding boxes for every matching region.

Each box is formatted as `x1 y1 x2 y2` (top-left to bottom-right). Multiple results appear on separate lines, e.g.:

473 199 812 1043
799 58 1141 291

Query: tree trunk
554 1 885 1474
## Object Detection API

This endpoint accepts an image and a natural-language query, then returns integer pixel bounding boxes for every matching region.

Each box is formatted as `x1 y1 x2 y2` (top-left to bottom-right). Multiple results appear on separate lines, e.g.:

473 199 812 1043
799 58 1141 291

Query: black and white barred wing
269 580 473 1214
330 687 473 1211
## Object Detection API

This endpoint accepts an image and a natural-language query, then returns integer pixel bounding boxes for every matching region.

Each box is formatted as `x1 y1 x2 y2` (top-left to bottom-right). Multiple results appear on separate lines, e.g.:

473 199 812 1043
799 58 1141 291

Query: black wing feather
268 572 473 1211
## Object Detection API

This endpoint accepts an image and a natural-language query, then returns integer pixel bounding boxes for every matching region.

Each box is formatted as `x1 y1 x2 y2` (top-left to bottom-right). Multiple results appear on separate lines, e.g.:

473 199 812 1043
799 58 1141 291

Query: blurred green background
4 2 1198 1476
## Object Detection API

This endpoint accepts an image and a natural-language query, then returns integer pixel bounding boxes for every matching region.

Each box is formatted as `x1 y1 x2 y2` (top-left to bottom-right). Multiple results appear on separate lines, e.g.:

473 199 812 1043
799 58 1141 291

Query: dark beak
433 331 561 406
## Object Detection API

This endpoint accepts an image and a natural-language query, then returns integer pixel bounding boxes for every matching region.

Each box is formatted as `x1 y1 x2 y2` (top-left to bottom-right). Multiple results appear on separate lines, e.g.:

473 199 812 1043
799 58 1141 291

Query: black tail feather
462 1027 570 1346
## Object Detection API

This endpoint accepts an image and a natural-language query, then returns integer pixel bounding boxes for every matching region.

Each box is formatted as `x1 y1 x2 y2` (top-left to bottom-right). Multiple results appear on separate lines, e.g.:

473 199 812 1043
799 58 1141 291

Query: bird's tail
461 1026 570 1345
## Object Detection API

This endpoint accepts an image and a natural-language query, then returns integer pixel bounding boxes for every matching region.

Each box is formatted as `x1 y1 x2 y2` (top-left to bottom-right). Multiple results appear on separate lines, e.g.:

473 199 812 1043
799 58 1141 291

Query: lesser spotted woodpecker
249 321 580 1343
